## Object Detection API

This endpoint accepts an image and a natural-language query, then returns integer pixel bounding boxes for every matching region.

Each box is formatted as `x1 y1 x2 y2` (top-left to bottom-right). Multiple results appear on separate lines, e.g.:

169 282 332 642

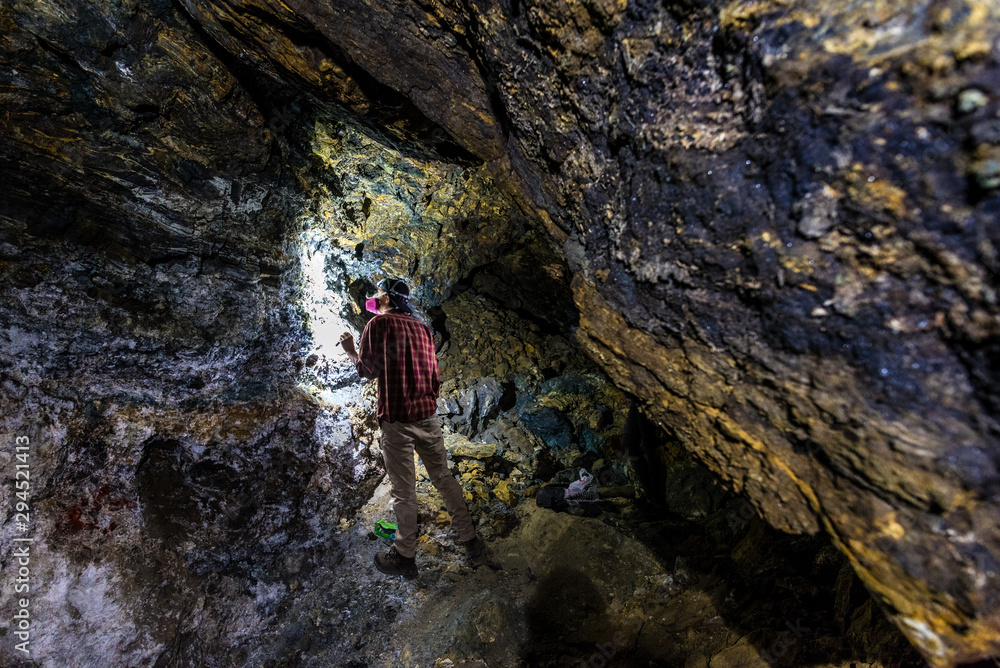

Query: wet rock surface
2 0 1000 665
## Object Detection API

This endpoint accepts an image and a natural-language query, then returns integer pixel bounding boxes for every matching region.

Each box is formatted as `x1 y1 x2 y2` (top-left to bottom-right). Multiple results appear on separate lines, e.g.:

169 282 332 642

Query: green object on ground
374 520 397 541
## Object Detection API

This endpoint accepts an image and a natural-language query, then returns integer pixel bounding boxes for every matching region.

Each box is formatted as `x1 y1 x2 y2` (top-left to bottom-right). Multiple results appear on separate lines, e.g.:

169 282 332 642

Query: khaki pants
380 415 476 558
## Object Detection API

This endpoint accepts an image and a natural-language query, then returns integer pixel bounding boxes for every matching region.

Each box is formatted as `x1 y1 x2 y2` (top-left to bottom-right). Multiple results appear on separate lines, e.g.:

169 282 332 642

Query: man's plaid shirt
354 311 441 423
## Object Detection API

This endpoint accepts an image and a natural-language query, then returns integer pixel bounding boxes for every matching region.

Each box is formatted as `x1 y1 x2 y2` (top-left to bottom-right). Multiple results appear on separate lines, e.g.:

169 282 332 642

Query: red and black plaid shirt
354 312 441 423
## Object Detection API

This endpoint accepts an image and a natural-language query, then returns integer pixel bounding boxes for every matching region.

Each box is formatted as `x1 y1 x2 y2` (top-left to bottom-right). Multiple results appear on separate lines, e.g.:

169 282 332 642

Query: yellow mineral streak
571 275 1000 666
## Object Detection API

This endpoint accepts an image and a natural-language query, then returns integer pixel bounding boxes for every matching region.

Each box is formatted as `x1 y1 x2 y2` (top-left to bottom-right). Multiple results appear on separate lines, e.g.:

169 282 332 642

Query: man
340 278 485 578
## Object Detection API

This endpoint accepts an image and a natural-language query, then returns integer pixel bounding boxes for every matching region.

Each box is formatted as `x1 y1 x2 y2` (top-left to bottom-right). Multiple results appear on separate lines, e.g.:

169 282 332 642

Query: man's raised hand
339 332 357 356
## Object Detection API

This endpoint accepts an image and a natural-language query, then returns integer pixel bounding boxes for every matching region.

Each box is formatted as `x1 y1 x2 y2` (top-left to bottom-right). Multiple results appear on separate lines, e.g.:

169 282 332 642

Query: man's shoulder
369 312 413 325
365 313 410 333
373 312 434 337
361 315 393 340
381 312 423 326
386 313 435 340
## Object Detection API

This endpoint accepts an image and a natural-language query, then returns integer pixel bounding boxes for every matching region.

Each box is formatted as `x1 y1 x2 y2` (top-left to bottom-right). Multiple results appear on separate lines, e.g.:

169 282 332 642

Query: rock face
2 0 999 666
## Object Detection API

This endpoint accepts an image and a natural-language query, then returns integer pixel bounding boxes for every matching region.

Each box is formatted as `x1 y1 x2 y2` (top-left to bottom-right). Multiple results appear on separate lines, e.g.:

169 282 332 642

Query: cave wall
2 0 1000 665
162 0 1000 664
295 107 524 309
0 2 386 663
0 1 593 663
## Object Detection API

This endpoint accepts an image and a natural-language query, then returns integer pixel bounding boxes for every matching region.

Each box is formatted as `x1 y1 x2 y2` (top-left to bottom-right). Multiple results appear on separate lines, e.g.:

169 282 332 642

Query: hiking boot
463 535 486 559
374 545 418 579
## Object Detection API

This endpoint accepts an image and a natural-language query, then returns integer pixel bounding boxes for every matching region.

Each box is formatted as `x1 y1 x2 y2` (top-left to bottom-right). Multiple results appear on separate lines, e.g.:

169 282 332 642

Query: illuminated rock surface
1 0 998 666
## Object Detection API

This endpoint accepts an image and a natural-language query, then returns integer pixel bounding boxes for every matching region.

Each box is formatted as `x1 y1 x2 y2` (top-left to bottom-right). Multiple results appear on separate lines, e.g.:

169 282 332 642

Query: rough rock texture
229 474 924 668
0 224 386 664
2 0 1000 665
297 108 524 310
164 0 1000 663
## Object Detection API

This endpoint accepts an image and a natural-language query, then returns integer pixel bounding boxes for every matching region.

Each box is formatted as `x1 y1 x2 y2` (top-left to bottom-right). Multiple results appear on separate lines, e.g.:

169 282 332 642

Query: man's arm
342 343 361 367
340 319 382 379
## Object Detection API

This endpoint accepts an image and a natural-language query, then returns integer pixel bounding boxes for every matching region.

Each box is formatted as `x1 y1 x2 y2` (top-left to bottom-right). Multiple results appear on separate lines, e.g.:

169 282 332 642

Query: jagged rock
479 413 539 462
493 480 517 507
466 480 491 503
517 405 574 451
457 459 486 474
444 432 498 460
469 230 580 331
437 376 507 435
437 290 584 387
299 109 524 312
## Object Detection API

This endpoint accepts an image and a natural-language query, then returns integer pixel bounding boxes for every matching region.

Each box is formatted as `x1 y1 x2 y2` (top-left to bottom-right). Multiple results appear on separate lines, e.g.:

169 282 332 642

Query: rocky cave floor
225 432 927 668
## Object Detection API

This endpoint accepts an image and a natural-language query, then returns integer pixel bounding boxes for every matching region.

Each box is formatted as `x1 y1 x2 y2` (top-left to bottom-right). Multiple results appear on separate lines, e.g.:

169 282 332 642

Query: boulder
444 432 498 460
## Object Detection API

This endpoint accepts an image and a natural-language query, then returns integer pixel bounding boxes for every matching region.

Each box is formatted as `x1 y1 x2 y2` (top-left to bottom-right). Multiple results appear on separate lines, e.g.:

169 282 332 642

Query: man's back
354 312 440 423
